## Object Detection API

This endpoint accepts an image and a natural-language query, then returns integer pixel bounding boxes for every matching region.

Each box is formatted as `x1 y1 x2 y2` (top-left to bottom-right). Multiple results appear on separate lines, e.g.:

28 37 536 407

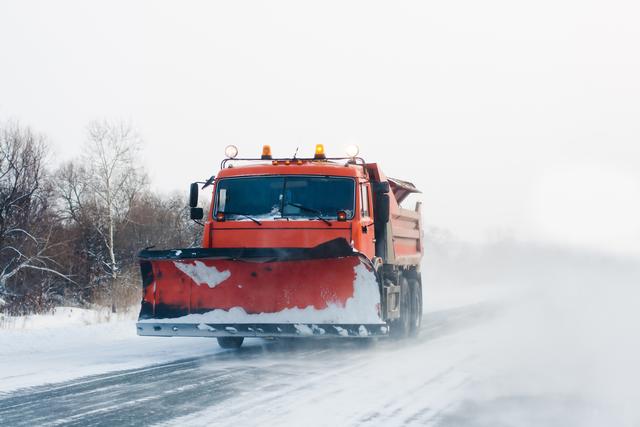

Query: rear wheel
217 337 244 349
390 276 411 338
408 277 422 337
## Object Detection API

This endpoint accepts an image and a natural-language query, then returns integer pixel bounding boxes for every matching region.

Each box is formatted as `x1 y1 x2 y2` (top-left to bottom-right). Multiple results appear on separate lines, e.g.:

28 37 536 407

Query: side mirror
373 181 390 194
375 194 390 224
189 183 199 208
190 207 204 220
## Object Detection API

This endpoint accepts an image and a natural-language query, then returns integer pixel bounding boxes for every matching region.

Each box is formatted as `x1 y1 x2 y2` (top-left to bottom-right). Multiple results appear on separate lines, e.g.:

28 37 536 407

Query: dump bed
366 164 423 266
388 178 423 265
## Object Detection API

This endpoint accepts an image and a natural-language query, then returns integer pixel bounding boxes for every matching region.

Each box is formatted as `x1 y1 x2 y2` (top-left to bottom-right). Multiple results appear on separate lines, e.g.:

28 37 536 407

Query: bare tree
0 120 200 313
56 120 147 312
0 123 73 308
123 191 202 251
53 161 103 305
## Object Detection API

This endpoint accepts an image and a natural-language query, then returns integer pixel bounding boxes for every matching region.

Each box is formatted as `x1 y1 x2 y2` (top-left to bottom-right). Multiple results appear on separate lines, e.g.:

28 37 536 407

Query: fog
1 1 640 425
424 232 640 426
1 0 639 254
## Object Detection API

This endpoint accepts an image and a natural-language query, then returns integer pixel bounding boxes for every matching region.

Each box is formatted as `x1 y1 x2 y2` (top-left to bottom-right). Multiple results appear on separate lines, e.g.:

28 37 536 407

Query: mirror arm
201 175 215 189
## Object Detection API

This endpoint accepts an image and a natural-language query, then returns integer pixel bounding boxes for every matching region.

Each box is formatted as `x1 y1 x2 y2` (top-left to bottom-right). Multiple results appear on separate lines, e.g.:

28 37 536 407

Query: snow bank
0 306 137 330
141 263 383 324
0 317 221 394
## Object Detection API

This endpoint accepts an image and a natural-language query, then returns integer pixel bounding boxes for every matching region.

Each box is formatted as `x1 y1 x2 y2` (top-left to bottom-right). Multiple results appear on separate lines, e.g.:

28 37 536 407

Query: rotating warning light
225 145 238 159
314 144 326 159
261 145 273 160
345 144 359 158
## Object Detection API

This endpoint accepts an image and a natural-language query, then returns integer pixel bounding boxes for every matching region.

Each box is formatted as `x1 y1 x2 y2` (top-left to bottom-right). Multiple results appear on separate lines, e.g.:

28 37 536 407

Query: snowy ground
1 241 639 426
0 307 220 393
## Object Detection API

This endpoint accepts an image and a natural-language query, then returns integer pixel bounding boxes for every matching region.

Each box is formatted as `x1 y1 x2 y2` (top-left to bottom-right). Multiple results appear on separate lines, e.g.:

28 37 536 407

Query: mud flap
137 238 387 337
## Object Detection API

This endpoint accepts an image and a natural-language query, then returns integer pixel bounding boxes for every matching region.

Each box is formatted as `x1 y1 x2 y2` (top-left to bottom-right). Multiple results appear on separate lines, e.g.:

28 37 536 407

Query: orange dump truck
137 145 423 348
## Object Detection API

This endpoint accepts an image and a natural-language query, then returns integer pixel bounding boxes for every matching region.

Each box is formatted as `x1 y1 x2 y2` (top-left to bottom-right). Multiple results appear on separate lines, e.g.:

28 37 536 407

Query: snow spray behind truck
136 145 423 348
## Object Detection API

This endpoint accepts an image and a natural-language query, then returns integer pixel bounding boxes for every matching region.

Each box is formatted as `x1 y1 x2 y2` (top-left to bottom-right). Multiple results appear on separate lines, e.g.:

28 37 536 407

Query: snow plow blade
136 238 387 338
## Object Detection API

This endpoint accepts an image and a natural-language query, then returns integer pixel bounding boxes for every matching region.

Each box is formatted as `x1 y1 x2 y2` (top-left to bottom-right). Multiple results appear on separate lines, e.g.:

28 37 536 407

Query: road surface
0 304 504 426
1 283 632 427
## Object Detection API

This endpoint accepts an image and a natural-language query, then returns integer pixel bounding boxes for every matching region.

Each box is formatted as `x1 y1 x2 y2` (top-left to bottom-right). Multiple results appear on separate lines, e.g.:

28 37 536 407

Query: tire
408 277 422 337
217 337 244 349
390 276 411 339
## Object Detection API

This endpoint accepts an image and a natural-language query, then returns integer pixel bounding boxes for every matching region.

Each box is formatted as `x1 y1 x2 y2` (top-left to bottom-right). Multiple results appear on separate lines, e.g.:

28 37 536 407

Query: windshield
215 176 355 220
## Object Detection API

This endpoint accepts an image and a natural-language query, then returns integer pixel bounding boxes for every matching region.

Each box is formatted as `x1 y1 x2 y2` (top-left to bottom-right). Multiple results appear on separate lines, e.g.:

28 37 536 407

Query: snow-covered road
2 292 633 426
0 302 496 427
2 243 639 426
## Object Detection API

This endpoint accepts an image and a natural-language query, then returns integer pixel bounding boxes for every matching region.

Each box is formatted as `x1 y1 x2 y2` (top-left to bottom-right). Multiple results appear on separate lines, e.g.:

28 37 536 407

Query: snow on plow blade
136 238 388 338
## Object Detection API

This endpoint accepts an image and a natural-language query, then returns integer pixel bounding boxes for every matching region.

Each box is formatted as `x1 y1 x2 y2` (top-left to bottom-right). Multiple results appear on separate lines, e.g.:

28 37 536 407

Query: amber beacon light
261 145 273 160
314 144 326 159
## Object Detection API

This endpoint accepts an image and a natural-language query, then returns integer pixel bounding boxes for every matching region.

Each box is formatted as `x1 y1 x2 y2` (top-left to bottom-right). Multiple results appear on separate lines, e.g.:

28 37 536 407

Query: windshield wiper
283 202 332 226
219 211 262 226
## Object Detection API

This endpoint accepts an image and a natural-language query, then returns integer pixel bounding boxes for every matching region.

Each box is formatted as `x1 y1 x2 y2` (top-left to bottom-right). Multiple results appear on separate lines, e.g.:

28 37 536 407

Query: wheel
390 276 411 338
408 276 422 337
217 337 244 349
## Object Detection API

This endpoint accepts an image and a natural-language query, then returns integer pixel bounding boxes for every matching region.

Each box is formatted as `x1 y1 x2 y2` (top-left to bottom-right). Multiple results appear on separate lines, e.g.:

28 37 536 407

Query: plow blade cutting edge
136 238 388 338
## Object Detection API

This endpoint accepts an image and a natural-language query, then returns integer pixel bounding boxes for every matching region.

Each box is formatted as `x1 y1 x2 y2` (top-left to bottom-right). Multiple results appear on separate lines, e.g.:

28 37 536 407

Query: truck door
355 182 375 258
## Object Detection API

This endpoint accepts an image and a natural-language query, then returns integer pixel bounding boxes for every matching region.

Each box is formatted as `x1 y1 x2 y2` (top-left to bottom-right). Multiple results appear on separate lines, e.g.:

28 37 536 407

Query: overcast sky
1 0 639 255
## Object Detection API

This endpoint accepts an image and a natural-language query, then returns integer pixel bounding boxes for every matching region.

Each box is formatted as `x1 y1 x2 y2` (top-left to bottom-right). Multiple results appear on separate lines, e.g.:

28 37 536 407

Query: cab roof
217 160 366 179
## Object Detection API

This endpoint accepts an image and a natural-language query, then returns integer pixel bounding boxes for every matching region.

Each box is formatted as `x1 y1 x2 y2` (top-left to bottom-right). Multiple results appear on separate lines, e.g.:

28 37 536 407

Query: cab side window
360 184 370 218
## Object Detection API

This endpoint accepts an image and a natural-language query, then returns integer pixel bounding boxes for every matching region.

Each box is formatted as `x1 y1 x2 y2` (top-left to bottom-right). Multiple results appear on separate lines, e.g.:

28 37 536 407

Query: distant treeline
0 120 201 315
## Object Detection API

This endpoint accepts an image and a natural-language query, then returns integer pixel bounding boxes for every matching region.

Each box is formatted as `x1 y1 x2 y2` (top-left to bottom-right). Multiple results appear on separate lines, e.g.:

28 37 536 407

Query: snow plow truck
136 144 424 348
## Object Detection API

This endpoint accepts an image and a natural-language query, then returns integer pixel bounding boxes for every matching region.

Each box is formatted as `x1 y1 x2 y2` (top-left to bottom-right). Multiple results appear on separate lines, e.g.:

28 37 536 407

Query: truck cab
194 144 422 267
202 156 375 259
